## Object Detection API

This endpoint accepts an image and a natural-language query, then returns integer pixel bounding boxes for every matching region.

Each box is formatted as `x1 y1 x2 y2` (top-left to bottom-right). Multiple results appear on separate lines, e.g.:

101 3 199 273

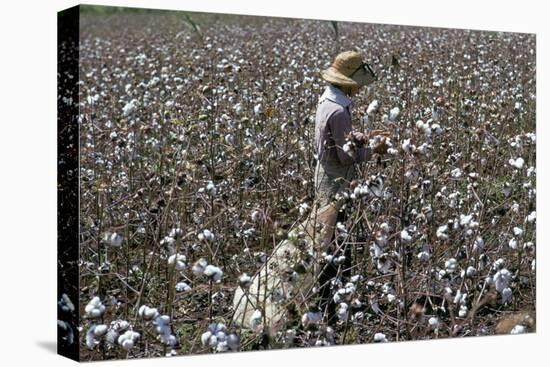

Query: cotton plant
332 282 357 304
58 293 75 313
167 253 187 271
118 330 140 351
198 229 215 242
301 305 323 329
250 310 263 332
85 296 106 318
493 268 513 304
86 324 109 350
153 315 177 347
428 317 439 331
373 332 388 343
204 264 224 282
508 157 525 169
238 273 252 289
103 232 123 248
105 319 130 348
138 304 159 320
200 322 239 352
175 281 192 292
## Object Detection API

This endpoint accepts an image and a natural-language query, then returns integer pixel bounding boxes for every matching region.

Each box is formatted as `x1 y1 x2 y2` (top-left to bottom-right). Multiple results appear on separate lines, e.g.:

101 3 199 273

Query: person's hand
349 131 368 146
367 129 392 139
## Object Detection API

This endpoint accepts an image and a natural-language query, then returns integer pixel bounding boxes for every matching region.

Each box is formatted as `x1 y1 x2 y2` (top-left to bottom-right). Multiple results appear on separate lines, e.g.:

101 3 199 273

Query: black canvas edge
57 4 81 362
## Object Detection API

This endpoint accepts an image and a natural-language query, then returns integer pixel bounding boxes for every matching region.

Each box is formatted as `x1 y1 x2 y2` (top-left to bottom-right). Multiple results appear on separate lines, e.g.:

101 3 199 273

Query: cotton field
65 8 536 360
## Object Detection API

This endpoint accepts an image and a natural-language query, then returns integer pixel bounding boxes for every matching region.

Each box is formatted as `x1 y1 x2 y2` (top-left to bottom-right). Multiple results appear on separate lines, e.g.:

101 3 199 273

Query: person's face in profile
349 62 377 97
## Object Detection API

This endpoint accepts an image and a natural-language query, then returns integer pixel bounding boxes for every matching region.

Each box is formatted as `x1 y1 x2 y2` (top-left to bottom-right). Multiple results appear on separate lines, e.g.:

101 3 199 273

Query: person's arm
328 108 371 165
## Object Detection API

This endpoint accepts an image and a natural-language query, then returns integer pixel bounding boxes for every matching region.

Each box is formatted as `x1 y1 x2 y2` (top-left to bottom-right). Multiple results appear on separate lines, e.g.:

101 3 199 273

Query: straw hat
321 50 376 88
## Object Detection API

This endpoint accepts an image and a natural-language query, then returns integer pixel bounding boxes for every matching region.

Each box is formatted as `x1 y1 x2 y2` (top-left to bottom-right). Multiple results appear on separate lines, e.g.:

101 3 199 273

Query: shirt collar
319 84 352 108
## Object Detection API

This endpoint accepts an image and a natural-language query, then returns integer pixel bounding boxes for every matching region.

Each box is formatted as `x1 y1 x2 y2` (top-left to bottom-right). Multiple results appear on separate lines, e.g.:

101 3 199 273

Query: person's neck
331 84 352 97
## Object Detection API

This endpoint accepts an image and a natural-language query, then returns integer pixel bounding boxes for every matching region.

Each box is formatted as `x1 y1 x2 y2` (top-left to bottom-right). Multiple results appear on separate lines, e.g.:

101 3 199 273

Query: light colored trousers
313 162 356 207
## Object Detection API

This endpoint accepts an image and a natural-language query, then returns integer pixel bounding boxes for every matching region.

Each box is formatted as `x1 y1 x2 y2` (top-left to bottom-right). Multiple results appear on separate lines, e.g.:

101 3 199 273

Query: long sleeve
328 108 370 165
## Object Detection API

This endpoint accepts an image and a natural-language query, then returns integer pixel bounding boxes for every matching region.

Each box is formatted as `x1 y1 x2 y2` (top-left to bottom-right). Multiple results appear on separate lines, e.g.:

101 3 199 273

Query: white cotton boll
374 333 388 343
387 294 397 303
448 192 459 209
459 305 468 317
513 227 524 237
445 258 458 273
239 273 252 289
216 341 229 352
387 147 398 155
367 99 379 115
417 251 430 262
337 303 349 321
428 317 439 330
451 168 463 178
526 211 536 223
508 238 518 250
254 103 263 115
168 254 186 270
175 282 191 292
225 133 235 145
250 310 263 332
302 310 322 328
501 287 512 304
106 329 119 347
510 325 526 334
324 253 334 263
138 305 159 320
112 319 129 332
389 107 400 121
120 339 134 351
400 229 412 242
118 330 140 351
436 225 449 240
201 331 212 346
431 123 443 135
343 141 355 157
86 325 98 350
250 210 261 222
204 265 223 282
401 139 415 154
460 214 472 226
153 315 176 346
205 181 217 196
417 142 429 154
227 333 239 351
105 232 123 248
85 297 106 318
192 258 208 277
466 266 477 277
198 229 214 242
122 99 137 116
508 157 525 169
94 324 108 337
299 203 310 216
58 293 75 313
493 269 511 293
233 103 243 114
350 274 363 283
473 236 484 251
169 227 183 239
334 255 347 265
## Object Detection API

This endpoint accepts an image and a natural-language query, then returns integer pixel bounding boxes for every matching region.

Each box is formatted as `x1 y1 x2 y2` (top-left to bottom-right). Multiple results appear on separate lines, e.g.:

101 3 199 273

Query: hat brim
321 66 359 88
